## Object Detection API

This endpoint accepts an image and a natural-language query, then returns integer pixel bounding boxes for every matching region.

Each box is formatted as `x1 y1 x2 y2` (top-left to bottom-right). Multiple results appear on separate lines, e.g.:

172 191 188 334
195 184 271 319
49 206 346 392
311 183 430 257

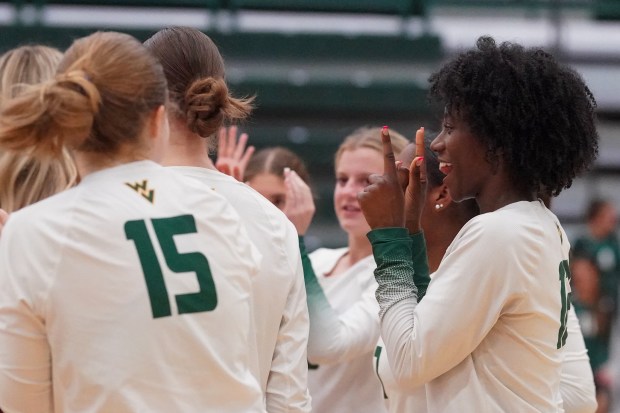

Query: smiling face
430 111 495 204
246 172 286 210
334 147 384 237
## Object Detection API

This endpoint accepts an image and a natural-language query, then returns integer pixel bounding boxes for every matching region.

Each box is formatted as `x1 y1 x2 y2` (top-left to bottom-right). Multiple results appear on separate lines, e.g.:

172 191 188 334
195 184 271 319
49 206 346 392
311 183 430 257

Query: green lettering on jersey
374 346 388 399
125 215 217 318
557 259 571 349
307 361 319 370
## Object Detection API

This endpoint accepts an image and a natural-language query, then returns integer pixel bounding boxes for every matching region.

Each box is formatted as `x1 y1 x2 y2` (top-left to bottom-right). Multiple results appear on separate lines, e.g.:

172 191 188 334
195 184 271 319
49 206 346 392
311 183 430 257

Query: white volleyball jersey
376 200 572 412
375 306 596 413
169 166 311 413
0 161 265 413
306 248 387 413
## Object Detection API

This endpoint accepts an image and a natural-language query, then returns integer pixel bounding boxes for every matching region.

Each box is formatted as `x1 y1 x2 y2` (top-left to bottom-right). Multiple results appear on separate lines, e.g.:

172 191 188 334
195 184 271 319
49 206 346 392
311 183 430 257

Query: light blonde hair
0 151 76 212
0 45 62 105
335 126 409 170
0 44 78 212
0 31 167 158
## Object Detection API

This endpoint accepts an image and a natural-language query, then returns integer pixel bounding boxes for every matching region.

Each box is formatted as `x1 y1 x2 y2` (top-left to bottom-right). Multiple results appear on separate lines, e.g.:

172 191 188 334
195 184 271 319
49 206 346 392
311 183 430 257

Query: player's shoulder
9 185 79 224
460 200 549 246
170 165 296 238
229 183 298 245
0 186 80 248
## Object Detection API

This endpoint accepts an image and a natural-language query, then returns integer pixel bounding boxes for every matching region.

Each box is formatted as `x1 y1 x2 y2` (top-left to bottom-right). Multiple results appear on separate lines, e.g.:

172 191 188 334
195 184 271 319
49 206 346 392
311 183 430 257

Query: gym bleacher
1 0 619 248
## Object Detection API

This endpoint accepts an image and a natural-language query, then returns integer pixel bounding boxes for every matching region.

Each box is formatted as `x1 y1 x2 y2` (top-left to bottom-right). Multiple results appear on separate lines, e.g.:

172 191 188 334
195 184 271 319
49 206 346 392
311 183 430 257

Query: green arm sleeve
367 228 429 319
299 236 321 292
299 236 382 364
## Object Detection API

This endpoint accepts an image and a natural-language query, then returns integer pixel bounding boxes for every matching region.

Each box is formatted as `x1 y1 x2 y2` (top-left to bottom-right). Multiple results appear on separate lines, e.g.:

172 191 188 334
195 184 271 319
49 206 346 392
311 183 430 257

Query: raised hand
282 168 315 235
404 128 427 234
358 126 406 229
215 126 255 181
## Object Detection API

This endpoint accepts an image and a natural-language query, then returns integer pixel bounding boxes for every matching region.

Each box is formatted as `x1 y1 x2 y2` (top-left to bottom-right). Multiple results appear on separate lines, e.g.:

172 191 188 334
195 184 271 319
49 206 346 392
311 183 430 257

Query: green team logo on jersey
125 180 155 203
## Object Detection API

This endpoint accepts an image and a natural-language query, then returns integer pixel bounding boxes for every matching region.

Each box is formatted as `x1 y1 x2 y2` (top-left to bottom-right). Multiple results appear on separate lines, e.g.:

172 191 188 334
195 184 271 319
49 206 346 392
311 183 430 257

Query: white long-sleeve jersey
375 306 596 413
0 161 264 413
169 166 311 413
371 200 573 412
306 248 387 413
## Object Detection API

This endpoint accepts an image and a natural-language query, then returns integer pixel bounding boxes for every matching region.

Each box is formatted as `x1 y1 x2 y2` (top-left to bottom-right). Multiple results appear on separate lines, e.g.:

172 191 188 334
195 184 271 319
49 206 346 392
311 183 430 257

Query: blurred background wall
1 0 619 249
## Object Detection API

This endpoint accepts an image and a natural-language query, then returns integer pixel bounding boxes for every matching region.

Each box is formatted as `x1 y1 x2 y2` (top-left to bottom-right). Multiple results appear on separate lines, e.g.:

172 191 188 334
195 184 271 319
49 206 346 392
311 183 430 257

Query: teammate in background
292 126 405 413
373 138 597 413
573 200 620 323
0 45 77 216
359 36 598 411
214 133 316 239
144 26 312 412
575 200 620 413
245 146 310 208
574 200 620 296
244 146 315 236
220 127 407 412
0 31 264 412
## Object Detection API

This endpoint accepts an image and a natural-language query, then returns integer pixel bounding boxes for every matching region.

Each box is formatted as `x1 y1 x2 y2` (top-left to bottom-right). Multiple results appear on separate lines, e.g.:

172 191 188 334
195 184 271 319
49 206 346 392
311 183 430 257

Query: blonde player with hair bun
0 31 265 412
214 126 408 411
0 45 77 221
296 126 408 413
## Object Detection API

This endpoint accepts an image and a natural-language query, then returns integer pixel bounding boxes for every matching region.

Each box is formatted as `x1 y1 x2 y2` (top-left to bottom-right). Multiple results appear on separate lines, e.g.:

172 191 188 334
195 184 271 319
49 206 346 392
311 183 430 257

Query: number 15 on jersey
125 214 218 318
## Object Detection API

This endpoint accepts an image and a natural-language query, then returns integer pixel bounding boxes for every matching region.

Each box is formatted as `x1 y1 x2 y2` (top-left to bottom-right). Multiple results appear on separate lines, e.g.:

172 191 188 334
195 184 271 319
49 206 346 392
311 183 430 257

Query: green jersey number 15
125 214 218 318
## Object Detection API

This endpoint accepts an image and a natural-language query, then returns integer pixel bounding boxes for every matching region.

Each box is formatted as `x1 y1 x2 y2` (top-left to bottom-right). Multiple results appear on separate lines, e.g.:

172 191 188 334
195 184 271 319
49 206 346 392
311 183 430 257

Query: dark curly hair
429 36 598 197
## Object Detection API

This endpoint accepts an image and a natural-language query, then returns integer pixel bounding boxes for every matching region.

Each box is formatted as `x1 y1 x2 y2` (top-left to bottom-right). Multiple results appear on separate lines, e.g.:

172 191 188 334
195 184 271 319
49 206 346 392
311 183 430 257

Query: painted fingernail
382 126 389 135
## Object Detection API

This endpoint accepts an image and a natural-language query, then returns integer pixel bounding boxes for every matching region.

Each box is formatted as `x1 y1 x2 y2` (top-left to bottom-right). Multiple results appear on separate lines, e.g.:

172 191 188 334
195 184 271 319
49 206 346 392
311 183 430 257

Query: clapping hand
282 168 315 236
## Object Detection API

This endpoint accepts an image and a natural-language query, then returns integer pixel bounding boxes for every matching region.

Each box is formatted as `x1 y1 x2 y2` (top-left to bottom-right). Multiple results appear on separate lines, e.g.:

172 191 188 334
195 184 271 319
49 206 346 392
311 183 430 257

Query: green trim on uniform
367 227 429 319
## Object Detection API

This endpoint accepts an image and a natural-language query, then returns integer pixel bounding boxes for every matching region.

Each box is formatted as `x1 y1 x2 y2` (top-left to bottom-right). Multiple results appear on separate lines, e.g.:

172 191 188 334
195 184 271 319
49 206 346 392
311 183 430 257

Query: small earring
435 203 443 210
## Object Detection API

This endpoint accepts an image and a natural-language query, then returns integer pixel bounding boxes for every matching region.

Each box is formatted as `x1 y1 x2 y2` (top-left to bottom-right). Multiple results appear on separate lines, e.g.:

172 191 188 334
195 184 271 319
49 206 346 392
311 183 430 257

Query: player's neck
426 220 460 273
426 206 475 272
74 147 148 177
347 233 372 263
327 234 371 277
162 120 216 170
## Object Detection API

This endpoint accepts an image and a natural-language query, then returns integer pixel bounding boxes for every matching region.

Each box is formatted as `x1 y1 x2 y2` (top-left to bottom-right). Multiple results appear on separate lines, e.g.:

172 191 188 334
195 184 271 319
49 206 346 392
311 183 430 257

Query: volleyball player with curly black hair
429 36 598 199
358 36 599 412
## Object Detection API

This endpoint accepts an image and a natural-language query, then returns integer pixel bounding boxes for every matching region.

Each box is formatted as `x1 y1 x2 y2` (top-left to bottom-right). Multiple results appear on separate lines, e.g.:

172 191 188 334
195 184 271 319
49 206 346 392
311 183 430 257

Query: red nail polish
382 125 389 130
